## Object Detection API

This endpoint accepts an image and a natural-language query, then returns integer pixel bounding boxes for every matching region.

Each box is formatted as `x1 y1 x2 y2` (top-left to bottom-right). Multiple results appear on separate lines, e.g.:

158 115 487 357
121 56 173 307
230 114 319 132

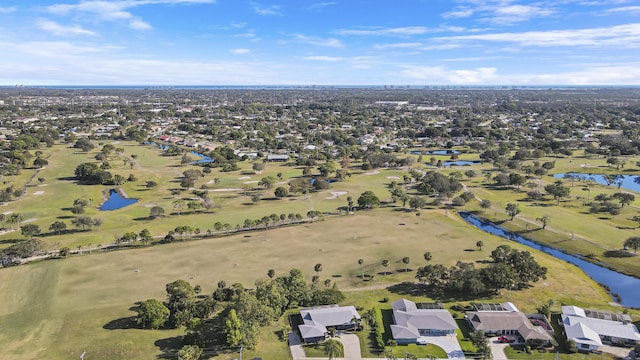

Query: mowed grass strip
0 209 620 360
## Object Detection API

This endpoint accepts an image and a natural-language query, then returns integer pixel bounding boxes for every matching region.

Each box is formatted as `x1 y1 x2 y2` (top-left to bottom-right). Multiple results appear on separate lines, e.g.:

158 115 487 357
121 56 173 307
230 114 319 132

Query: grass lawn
0 208 626 360
504 345 616 360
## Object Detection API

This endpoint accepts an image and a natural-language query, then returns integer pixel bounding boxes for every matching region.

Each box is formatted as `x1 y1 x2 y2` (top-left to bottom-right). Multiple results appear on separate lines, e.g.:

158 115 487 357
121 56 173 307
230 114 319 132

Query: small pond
409 149 461 155
427 160 480 167
459 211 640 308
100 189 139 211
554 173 640 193
190 151 214 164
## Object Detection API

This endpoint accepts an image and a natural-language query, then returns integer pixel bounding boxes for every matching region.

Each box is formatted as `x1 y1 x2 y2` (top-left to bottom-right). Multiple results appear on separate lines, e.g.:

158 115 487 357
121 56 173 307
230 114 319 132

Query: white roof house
391 299 458 342
561 305 640 350
299 305 360 342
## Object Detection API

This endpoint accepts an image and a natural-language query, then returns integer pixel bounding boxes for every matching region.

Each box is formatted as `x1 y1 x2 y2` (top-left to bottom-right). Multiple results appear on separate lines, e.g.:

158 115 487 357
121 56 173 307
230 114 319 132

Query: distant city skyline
1 0 639 86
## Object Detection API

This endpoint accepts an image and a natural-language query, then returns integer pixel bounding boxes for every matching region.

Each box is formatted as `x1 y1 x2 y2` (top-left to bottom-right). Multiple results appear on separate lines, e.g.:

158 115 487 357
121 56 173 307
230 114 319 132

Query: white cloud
436 23 640 47
336 26 431 36
306 2 336 11
37 19 96 36
0 6 17 13
129 19 152 30
442 2 554 25
291 34 343 47
252 3 283 16
231 48 251 54
45 0 215 30
400 65 499 84
489 5 555 25
304 56 344 61
442 7 475 19
603 6 640 15
373 42 423 50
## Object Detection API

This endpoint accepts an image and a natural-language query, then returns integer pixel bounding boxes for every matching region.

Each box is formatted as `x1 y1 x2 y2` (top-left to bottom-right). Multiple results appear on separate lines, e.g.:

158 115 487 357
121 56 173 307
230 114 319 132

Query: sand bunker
387 176 401 180
244 181 259 184
33 191 44 195
211 188 242 192
364 170 380 175
238 176 251 180
326 191 348 199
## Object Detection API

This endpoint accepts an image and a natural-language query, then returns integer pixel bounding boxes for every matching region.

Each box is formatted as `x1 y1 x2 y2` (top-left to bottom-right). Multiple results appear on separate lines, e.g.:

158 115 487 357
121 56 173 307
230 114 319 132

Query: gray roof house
391 299 458 344
298 305 360 343
465 302 554 344
562 305 640 352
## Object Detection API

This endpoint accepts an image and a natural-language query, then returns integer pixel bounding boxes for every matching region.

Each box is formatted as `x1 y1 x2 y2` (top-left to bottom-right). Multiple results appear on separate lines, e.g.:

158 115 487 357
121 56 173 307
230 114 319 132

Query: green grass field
0 209 625 360
0 142 639 359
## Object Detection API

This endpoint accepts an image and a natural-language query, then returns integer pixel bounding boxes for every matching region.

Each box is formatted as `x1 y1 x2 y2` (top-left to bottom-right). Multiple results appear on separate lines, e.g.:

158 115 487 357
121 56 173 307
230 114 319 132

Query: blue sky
1 0 639 85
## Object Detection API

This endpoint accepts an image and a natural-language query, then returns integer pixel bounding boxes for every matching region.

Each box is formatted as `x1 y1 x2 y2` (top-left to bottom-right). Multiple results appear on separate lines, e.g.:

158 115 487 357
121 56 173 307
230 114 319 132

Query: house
298 305 360 343
266 154 289 162
561 305 640 352
390 299 458 344
465 302 554 344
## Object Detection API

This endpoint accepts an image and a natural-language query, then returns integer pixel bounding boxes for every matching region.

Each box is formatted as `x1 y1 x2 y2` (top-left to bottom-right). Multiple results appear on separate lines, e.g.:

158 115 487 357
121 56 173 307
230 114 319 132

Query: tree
274 186 288 198
49 221 67 234
358 258 364 279
137 298 170 329
505 203 521 220
544 181 571 204
172 199 186 215
259 176 277 190
381 259 389 276
402 256 410 272
177 345 202 360
423 251 432 263
267 269 276 279
71 215 93 230
325 339 344 360
480 199 492 213
150 206 165 218
20 224 41 239
72 198 89 214
624 237 640 253
224 308 244 347
408 196 426 210
536 215 550 229
613 192 635 207
357 191 380 209
252 162 265 174
8 213 24 229
476 240 484 251
314 263 323 276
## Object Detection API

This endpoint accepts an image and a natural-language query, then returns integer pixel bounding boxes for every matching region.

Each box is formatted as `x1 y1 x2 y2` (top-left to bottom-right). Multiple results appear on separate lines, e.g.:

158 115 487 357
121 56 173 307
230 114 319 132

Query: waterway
409 150 461 155
459 211 640 308
99 189 139 211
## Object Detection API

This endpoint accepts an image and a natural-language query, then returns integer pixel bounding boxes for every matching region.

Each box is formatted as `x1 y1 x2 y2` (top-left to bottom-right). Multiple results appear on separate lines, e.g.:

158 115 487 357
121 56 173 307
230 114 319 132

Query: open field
1 141 640 359
0 208 626 360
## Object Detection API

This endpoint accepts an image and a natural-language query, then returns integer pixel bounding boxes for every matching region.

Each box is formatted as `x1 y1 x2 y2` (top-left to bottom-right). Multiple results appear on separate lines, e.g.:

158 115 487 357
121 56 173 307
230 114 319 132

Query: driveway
488 337 509 360
420 334 465 359
601 345 634 359
337 333 362 359
288 332 306 360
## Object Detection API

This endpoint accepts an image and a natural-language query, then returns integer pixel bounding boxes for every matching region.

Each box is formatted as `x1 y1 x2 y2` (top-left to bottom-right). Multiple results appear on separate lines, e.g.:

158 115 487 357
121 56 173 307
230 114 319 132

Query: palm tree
324 339 343 360
476 241 484 251
358 258 364 279
314 263 323 277
402 257 410 272
382 259 389 276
